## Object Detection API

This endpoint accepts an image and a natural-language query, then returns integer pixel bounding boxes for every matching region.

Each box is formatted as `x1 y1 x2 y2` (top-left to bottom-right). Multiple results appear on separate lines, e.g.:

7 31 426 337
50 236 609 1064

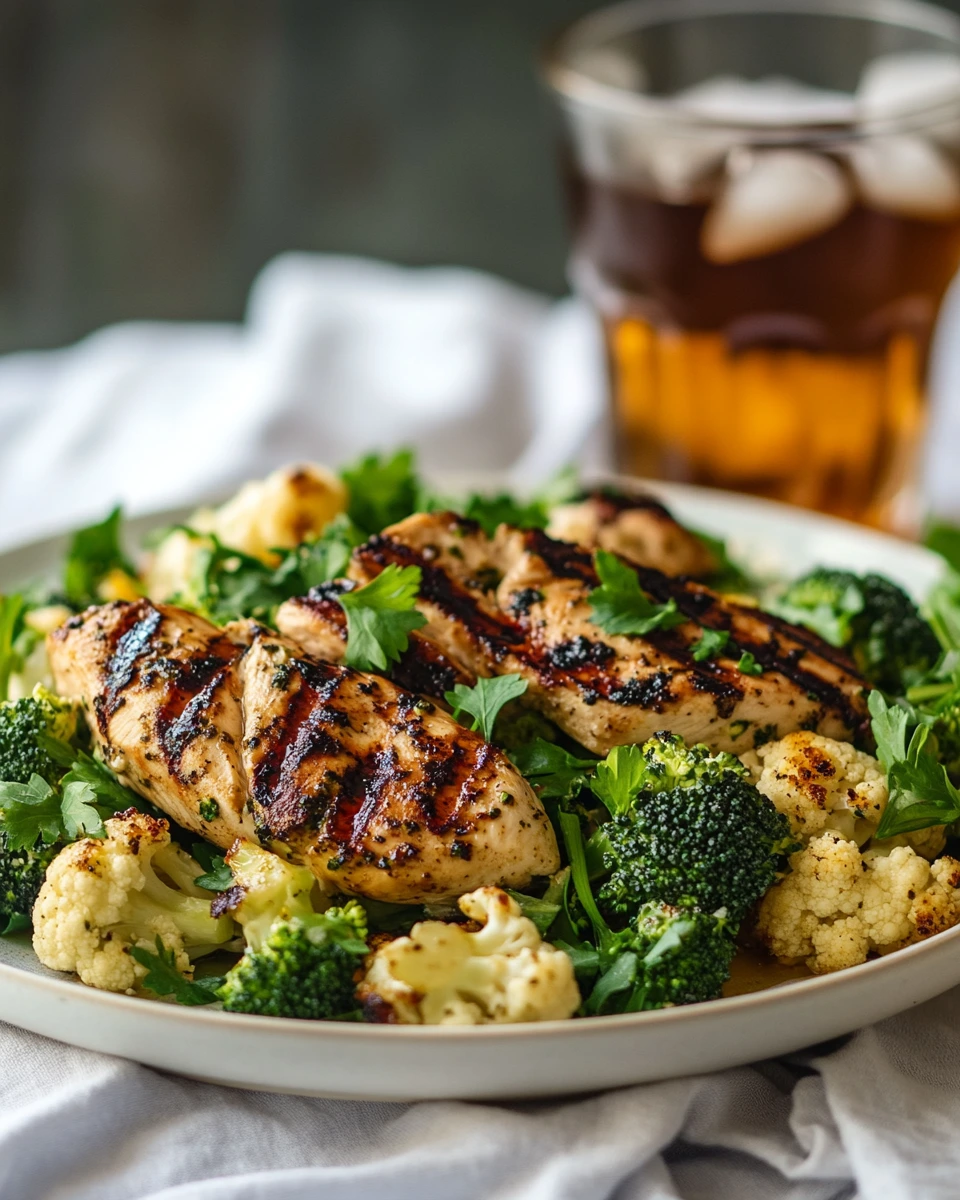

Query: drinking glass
545 0 960 532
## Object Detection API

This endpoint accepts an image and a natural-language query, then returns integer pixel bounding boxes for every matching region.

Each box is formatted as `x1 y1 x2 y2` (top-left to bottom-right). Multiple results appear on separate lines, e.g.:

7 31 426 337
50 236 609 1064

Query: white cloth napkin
2 252 960 1200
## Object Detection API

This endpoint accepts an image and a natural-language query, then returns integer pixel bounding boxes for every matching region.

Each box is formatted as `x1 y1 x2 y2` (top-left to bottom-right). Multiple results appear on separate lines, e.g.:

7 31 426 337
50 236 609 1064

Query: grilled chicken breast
340 513 871 756
240 624 555 901
48 600 557 902
48 601 255 847
276 584 475 700
547 489 717 579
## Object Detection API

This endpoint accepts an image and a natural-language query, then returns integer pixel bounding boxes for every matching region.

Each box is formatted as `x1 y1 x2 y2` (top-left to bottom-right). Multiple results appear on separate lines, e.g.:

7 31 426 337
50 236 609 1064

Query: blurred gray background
0 0 609 353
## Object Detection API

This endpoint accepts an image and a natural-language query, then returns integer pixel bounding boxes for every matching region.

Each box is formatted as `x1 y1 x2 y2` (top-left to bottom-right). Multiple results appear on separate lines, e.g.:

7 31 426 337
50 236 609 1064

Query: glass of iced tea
545 0 960 532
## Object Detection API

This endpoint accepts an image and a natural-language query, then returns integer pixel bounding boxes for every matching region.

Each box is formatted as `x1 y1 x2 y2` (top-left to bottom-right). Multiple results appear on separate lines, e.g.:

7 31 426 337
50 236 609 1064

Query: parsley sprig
130 937 224 1006
64 506 136 609
870 691 960 837
445 674 528 741
338 565 427 672
588 550 685 638
0 775 109 850
510 739 597 801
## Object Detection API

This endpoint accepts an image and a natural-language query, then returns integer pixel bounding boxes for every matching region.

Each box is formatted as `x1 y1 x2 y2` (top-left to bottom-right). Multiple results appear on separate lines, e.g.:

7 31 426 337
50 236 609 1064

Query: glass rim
543 0 960 140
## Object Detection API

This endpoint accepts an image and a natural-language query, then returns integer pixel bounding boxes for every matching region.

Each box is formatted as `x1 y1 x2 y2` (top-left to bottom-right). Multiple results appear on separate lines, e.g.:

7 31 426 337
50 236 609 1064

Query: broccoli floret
590 901 736 1013
0 686 79 929
0 686 77 785
630 730 747 792
219 904 369 1019
215 841 369 1019
597 774 797 925
0 839 58 932
773 568 939 693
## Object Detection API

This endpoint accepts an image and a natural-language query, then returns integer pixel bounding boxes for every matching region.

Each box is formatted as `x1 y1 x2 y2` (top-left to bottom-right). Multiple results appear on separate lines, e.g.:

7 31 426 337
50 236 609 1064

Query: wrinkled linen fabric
2 253 960 1199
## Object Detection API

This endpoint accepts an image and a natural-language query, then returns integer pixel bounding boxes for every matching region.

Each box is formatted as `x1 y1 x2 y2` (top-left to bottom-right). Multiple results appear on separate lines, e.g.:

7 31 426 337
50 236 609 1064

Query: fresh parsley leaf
737 652 763 676
0 775 65 849
585 951 639 1015
878 726 960 837
690 628 731 662
868 690 909 772
0 593 25 702
460 494 547 538
59 781 106 840
511 739 596 800
591 744 647 817
456 468 580 537
38 735 139 811
341 449 420 536
337 564 427 672
272 514 365 591
189 536 282 624
0 772 110 850
504 891 560 936
190 843 233 893
444 674 528 741
64 505 134 608
869 691 960 837
553 939 600 982
589 550 686 637
130 937 223 1006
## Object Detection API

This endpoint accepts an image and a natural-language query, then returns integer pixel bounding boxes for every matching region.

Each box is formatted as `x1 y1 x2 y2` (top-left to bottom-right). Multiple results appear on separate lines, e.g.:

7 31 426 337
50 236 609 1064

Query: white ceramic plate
0 482 953 1102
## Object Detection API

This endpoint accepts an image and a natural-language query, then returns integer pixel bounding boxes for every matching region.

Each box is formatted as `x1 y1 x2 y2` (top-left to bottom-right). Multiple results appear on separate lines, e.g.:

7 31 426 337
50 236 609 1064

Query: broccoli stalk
559 811 735 1014
215 842 369 1020
772 568 940 694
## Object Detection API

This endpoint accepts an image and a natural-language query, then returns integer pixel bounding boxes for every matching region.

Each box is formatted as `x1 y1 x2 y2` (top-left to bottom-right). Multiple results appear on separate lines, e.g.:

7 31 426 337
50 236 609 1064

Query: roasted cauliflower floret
751 731 888 844
144 463 347 601
32 809 236 993
755 831 960 974
358 887 580 1025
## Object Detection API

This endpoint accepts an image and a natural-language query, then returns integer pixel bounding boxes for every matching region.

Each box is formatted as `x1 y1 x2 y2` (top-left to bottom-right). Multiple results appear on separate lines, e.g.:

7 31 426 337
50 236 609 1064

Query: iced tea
567 169 960 527
547 0 960 532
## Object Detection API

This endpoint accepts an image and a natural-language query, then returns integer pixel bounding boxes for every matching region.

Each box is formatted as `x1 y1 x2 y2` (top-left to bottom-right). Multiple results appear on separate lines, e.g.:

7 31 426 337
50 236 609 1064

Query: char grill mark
626 566 868 736
249 655 346 835
250 654 490 855
357 531 746 713
98 602 163 729
95 600 244 779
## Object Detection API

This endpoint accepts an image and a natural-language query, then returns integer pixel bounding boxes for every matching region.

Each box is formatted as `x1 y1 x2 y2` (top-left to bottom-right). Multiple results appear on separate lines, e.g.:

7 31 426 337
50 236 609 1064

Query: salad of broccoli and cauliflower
4 452 960 1027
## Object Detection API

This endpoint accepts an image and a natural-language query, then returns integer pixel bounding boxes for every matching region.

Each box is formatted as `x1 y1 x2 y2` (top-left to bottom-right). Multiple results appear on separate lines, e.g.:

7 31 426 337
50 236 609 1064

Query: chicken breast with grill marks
340 512 872 756
48 600 255 848
240 624 556 901
47 600 557 903
547 489 717 579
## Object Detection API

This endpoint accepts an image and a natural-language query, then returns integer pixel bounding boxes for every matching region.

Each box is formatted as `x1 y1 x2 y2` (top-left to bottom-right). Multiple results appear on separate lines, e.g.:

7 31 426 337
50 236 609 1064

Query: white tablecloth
2 253 960 1200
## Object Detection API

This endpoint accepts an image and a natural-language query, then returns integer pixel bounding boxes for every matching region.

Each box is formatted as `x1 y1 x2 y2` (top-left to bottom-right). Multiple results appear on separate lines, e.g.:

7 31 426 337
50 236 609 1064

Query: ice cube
849 135 960 219
858 52 960 121
701 150 852 264
642 75 854 201
676 75 856 125
644 130 735 201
